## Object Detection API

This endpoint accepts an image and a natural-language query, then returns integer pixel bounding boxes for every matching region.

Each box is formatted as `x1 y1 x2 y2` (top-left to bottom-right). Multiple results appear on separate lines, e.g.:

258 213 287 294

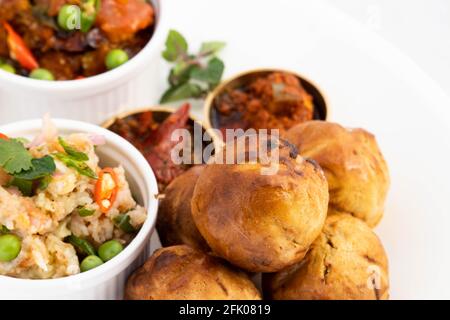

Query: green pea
29 68 55 81
0 64 16 74
58 4 80 31
98 240 123 262
105 49 129 70
0 234 22 262
80 255 103 272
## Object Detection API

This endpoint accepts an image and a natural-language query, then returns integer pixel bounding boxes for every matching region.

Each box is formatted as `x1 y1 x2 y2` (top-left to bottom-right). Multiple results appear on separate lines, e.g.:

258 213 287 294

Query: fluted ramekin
0 119 159 300
0 0 166 125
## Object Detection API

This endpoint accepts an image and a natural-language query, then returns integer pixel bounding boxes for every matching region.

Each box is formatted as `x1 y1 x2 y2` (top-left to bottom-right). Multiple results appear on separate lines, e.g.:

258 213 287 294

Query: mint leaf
13 156 56 180
160 82 203 103
160 30 226 103
190 57 225 87
199 41 226 56
55 153 97 179
0 139 33 174
58 137 89 161
162 30 188 62
169 61 193 87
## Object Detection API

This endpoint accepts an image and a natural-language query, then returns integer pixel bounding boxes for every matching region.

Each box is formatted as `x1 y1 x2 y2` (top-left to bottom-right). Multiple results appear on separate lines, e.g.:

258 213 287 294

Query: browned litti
263 214 389 300
156 165 209 251
125 245 261 300
191 135 329 273
286 121 390 227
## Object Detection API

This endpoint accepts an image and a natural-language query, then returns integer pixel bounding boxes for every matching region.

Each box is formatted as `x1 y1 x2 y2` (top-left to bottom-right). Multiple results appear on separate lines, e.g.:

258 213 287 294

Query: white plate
156 0 450 299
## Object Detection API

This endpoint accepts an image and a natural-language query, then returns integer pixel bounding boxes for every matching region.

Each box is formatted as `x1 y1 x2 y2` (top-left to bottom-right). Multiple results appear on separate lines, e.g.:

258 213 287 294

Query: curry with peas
0 0 155 80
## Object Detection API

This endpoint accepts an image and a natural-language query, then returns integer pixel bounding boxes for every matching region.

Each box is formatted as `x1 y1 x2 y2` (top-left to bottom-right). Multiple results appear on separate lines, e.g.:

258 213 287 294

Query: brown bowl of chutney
203 68 329 144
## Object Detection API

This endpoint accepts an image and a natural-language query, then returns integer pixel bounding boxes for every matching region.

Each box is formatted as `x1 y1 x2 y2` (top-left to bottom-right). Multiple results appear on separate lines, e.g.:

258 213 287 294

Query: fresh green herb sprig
0 139 56 196
0 138 33 174
13 156 56 180
160 30 226 103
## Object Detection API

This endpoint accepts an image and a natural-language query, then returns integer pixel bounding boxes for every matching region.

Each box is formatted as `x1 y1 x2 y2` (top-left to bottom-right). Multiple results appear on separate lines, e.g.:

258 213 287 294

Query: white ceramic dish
0 0 166 125
0 119 159 300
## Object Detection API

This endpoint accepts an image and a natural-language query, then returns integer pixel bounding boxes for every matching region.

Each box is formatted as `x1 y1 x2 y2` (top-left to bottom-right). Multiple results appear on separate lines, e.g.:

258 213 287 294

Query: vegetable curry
0 0 155 80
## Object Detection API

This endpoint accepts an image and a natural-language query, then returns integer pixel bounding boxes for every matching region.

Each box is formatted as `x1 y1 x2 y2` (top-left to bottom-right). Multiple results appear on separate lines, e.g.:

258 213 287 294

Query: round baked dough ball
263 214 389 300
191 136 329 273
125 245 261 300
157 165 209 251
286 121 390 227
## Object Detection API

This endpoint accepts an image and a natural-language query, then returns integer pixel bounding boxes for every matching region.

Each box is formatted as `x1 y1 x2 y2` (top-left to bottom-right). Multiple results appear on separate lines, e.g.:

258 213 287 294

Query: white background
326 0 450 96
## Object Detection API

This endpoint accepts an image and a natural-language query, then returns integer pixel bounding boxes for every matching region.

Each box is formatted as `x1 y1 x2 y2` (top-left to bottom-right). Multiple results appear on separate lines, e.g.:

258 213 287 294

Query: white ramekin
0 119 159 300
0 0 166 126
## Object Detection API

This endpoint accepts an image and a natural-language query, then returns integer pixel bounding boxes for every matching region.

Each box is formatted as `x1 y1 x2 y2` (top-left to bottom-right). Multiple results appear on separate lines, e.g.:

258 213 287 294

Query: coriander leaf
38 175 52 191
13 156 56 180
6 156 55 196
55 153 97 179
65 235 96 256
78 207 95 217
114 214 136 233
162 30 188 62
190 57 225 87
160 82 203 103
0 139 33 174
9 178 33 196
58 137 89 161
199 41 226 56
12 137 30 146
